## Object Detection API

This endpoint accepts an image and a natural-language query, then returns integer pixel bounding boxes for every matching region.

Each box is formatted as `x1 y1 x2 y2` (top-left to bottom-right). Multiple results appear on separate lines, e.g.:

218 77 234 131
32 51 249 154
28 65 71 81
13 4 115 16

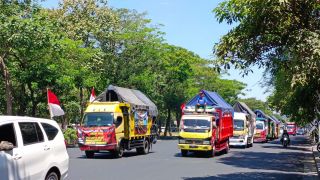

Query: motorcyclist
281 129 290 146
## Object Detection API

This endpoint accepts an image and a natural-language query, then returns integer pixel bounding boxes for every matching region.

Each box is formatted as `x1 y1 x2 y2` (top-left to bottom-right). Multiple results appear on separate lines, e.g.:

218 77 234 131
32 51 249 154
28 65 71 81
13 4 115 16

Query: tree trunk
164 108 171 137
0 55 13 115
27 83 37 116
17 84 27 116
176 109 181 128
80 87 84 119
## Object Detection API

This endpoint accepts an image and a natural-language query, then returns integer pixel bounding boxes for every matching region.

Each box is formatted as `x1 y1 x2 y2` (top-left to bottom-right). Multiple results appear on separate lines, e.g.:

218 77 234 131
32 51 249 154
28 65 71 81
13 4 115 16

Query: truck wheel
206 148 215 158
136 140 149 155
224 140 230 154
85 151 94 158
113 146 124 158
181 150 188 157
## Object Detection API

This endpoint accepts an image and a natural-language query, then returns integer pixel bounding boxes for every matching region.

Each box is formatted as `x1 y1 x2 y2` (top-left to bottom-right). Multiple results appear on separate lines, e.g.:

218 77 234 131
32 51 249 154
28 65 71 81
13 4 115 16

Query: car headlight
203 140 210 145
179 139 186 144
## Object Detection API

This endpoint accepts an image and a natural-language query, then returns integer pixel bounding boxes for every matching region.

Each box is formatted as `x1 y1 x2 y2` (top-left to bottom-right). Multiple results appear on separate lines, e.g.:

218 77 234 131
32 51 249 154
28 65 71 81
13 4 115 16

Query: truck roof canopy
233 101 256 119
95 85 158 117
186 90 233 112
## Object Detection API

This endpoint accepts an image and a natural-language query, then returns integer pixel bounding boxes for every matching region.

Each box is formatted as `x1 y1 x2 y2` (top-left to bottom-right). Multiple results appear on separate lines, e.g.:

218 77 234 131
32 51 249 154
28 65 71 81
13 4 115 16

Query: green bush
64 128 77 145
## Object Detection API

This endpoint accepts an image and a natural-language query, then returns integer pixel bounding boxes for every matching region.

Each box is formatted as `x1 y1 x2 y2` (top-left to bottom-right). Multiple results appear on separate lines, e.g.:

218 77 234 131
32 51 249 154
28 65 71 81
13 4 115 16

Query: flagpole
47 88 53 119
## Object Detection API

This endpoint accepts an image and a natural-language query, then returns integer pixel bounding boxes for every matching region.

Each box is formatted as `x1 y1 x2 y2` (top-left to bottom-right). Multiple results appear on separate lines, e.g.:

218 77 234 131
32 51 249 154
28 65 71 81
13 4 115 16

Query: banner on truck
134 111 148 134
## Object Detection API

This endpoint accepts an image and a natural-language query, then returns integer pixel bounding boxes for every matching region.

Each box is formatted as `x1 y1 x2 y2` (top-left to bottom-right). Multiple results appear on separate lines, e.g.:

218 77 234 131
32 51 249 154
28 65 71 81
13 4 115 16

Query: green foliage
63 128 77 144
214 0 320 123
0 0 247 131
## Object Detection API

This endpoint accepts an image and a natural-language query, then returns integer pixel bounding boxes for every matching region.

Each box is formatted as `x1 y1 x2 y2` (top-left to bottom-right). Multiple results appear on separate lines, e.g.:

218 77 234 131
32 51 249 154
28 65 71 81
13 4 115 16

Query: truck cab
77 85 158 158
287 122 297 136
254 118 268 143
230 112 253 148
178 105 233 157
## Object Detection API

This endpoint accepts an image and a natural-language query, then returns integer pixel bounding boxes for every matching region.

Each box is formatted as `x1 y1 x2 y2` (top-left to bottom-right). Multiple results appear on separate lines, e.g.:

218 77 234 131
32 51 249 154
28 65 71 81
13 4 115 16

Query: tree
214 0 320 123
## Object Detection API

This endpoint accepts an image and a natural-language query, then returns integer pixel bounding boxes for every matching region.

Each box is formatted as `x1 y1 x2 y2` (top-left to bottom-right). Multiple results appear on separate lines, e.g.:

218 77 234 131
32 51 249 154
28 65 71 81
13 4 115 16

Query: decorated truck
178 90 233 157
270 116 281 139
77 85 158 158
230 102 256 148
254 110 269 143
286 122 297 136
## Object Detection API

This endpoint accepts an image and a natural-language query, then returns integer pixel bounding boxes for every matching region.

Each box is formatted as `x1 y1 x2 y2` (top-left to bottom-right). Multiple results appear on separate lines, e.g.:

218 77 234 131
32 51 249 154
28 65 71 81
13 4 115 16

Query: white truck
230 102 256 148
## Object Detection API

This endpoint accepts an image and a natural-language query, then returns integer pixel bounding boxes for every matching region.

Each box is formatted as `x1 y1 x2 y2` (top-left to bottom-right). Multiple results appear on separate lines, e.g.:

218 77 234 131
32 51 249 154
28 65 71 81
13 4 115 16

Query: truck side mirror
212 122 217 129
114 116 123 128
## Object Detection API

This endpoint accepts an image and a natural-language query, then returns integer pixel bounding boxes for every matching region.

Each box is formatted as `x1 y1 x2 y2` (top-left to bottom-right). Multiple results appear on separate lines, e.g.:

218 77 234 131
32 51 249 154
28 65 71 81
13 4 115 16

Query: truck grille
185 139 203 145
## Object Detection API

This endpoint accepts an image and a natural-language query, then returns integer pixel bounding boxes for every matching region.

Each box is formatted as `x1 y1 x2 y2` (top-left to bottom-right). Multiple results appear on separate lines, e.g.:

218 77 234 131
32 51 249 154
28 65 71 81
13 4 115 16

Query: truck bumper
79 143 117 151
253 137 266 142
229 138 246 146
178 144 212 151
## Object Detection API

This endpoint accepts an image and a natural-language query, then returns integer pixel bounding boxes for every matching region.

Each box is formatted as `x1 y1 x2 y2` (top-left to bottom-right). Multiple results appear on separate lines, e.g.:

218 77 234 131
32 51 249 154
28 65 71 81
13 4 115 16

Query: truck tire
181 150 188 157
85 151 94 158
224 140 230 154
112 145 124 158
136 140 149 155
206 148 215 158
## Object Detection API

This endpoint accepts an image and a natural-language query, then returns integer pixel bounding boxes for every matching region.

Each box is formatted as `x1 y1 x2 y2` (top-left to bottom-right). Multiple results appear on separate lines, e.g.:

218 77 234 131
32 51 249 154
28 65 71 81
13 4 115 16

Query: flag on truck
47 89 65 118
90 87 96 102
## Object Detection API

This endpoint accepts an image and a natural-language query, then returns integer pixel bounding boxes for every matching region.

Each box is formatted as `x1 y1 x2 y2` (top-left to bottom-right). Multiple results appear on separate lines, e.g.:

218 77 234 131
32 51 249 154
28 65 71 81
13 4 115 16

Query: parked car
0 116 69 180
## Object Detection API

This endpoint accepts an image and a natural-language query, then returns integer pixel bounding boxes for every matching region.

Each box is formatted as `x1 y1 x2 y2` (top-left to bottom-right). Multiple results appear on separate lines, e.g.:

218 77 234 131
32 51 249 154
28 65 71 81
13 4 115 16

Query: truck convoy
231 102 256 148
286 122 297 136
254 110 269 143
77 85 158 158
178 90 233 157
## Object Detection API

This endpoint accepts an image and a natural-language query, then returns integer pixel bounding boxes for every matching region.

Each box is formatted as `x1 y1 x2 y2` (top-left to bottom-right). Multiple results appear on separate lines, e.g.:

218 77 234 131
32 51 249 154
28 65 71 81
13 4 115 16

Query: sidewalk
311 145 320 178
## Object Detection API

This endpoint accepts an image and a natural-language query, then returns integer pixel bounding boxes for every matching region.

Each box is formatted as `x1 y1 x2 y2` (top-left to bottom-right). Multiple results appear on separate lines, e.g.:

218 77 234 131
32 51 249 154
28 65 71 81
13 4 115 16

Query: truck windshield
83 113 114 127
287 125 295 129
234 119 244 131
183 119 210 129
256 122 264 130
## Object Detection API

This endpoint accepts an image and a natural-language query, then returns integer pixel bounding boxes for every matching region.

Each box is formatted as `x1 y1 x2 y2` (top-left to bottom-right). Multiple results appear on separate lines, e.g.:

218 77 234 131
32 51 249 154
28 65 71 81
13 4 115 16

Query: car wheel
45 171 59 180
85 151 94 158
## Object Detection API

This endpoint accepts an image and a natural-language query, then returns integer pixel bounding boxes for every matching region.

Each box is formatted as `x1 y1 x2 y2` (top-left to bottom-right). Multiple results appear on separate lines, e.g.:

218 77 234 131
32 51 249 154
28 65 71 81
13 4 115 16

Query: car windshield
183 119 210 129
234 119 244 131
256 122 264 130
83 113 114 127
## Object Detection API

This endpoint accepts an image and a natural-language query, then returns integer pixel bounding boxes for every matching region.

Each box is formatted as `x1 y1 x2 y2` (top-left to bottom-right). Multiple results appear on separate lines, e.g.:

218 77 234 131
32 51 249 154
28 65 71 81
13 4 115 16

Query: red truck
178 90 233 157
286 122 297 136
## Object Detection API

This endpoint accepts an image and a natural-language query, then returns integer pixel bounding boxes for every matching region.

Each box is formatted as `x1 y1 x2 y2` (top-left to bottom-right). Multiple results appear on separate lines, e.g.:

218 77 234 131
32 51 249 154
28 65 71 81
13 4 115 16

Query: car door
17 121 50 180
0 122 23 180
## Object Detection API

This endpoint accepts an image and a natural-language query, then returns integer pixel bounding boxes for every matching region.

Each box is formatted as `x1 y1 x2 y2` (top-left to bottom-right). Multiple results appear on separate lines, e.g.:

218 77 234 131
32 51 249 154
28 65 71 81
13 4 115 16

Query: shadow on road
217 151 304 172
174 150 226 158
77 151 155 159
183 171 308 180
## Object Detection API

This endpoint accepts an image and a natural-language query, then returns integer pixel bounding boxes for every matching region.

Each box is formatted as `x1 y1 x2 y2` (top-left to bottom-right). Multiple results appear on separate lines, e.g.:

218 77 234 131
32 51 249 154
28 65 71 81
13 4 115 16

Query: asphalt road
66 135 318 180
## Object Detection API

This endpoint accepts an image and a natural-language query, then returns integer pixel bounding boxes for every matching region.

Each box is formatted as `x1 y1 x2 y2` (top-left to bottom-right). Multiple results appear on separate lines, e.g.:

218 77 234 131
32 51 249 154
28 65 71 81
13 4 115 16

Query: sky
41 0 270 101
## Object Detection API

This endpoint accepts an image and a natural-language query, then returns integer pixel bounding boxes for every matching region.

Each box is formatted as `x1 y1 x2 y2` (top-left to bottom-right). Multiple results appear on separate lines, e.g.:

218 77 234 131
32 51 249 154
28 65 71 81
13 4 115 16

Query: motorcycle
282 134 290 148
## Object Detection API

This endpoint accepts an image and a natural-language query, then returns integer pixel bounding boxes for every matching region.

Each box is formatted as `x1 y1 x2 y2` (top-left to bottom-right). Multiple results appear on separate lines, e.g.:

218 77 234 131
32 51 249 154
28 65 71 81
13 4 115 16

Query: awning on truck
95 85 158 117
270 116 281 124
233 101 256 121
186 90 233 112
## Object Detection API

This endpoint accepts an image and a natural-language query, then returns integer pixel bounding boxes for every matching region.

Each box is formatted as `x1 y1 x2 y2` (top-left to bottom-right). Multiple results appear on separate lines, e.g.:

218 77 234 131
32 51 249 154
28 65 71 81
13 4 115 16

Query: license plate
189 145 198 148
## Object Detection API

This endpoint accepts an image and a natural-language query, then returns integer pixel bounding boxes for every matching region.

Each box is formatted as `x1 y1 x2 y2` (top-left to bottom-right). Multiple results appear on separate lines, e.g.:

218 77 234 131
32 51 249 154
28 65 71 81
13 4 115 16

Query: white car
0 116 69 180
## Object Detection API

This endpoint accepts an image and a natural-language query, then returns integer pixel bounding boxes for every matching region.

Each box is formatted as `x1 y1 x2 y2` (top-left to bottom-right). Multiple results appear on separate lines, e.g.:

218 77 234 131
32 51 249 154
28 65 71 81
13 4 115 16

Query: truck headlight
203 140 210 145
179 139 186 144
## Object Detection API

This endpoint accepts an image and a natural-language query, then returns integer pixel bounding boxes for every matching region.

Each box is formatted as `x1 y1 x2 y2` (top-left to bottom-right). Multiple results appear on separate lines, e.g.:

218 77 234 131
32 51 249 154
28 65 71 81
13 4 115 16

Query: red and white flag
90 87 96 102
47 89 65 118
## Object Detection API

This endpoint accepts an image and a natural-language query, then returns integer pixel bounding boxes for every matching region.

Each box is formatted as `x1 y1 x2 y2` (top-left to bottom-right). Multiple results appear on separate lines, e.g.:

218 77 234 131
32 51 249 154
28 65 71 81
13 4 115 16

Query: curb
311 145 320 177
